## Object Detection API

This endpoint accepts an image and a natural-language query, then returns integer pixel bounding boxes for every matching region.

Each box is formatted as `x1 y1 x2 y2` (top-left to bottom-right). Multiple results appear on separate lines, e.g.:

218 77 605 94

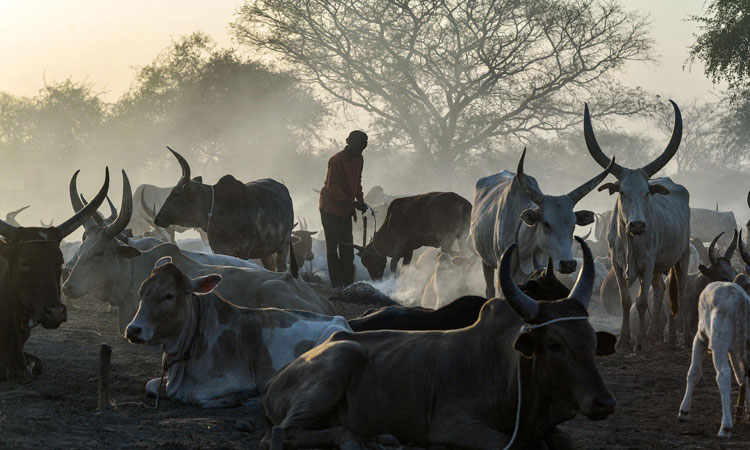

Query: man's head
346 130 368 155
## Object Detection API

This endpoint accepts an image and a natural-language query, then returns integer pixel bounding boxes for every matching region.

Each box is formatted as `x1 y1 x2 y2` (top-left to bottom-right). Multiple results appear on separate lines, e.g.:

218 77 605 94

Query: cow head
62 171 142 332
352 242 387 280
291 230 317 264
126 256 220 348
153 147 207 230
514 149 614 275
0 169 109 329
499 237 616 421
698 230 738 282
584 101 681 236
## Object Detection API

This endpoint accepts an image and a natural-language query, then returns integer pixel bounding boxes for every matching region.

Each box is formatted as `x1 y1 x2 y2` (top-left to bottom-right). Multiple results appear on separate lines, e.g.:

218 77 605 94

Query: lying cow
678 276 750 437
125 257 350 408
352 191 472 280
350 258 571 332
262 237 616 449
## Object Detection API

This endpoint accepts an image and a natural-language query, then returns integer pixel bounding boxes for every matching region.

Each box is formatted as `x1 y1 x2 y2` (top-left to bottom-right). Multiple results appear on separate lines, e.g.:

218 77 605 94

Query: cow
351 192 472 280
739 231 750 273
420 253 483 309
124 256 350 408
584 100 691 350
261 237 616 449
153 147 297 275
5 205 29 227
350 258 572 332
291 218 318 269
0 169 109 380
691 207 738 249
470 148 614 298
678 278 750 437
137 186 208 244
62 175 332 333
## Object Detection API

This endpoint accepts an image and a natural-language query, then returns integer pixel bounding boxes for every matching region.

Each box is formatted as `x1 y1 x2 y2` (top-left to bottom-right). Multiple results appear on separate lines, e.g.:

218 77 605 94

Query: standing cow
690 207 737 249
153 147 297 275
352 192 472 280
470 149 614 298
584 100 691 350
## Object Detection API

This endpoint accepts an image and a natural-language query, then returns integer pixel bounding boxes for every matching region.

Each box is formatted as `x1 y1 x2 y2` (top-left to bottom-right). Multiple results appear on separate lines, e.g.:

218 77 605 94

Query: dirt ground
2 291 750 449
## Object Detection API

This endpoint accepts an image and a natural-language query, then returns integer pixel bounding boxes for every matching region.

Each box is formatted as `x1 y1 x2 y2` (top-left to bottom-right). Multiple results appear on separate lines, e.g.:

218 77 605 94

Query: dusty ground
1 291 750 449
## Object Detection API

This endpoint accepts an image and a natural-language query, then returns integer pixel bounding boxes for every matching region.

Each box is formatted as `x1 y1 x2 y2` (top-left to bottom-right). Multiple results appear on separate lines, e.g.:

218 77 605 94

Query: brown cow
261 237 616 449
352 192 472 280
0 169 109 380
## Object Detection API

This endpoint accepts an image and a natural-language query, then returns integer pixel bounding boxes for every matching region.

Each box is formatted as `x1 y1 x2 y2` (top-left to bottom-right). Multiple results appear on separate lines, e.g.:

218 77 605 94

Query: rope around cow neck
504 315 589 450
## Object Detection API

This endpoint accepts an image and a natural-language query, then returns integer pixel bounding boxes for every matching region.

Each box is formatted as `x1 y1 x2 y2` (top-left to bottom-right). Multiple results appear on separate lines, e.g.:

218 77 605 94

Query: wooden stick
97 344 112 411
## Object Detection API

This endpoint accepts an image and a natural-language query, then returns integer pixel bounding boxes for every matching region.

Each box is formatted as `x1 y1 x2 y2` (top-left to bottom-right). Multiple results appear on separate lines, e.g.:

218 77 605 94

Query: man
319 130 369 288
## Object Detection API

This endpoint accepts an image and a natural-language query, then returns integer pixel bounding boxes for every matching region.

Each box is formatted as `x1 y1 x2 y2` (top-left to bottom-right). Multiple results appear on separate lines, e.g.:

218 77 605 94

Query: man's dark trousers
320 211 355 288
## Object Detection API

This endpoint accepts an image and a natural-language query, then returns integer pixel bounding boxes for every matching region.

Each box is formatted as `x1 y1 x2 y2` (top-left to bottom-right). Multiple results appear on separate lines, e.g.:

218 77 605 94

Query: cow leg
402 249 414 266
430 423 511 450
713 348 734 437
678 333 707 421
729 351 747 423
648 274 666 346
275 243 289 273
612 261 632 351
634 269 654 351
544 426 574 450
482 263 495 299
261 256 277 272
676 253 693 348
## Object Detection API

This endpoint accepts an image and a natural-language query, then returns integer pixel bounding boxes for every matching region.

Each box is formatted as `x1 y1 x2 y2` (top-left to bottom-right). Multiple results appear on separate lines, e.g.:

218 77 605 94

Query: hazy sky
0 0 723 102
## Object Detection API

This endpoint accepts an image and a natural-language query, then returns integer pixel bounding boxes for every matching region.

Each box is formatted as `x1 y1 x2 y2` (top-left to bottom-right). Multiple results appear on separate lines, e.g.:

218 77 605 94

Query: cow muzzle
125 324 146 343
40 304 67 329
627 220 646 235
558 259 577 274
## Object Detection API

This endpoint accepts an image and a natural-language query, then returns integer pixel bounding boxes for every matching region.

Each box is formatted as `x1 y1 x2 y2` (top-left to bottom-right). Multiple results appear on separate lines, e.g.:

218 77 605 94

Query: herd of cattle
3 100 750 447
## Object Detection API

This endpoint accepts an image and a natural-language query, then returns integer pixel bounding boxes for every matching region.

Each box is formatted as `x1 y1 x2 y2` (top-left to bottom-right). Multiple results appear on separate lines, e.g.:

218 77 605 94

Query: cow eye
543 222 551 229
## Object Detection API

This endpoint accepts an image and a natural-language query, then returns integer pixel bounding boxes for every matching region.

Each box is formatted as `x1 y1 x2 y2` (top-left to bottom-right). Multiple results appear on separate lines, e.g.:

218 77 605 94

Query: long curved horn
580 228 592 241
105 195 118 223
167 146 190 184
105 170 133 238
708 232 723 266
499 243 540 321
6 205 30 226
569 236 595 309
40 219 53 227
747 189 750 209
516 148 544 206
543 257 556 281
566 157 616 204
57 168 110 239
0 212 21 239
80 193 108 225
583 103 625 177
641 100 682 177
70 170 104 228
724 229 738 260
739 231 750 268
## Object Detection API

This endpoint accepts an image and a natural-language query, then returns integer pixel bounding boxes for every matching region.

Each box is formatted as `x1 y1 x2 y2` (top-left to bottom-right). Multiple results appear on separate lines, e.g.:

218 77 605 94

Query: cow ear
117 245 142 259
155 256 172 268
698 264 712 277
648 183 670 196
513 332 536 358
575 210 596 226
520 209 540 226
191 274 222 294
597 183 619 196
192 176 202 183
595 331 617 356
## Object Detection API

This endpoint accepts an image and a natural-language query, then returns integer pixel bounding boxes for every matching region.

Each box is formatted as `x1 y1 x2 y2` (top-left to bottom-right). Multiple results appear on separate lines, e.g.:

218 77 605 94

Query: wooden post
97 344 112 411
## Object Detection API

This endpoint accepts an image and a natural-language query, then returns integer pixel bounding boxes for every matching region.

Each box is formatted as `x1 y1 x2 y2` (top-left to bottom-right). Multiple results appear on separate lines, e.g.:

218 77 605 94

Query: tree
233 0 654 185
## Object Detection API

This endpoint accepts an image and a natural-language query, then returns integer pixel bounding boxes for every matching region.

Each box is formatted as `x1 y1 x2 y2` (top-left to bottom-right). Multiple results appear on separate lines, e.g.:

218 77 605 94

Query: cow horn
516 148 544 206
105 195 118 223
747 189 750 209
57 168 110 239
569 236 595 309
499 243 540 321
80 193 108 225
105 170 133 238
0 214 20 239
342 242 365 252
580 228 592 241
566 157 616 204
5 205 30 226
724 229 738 260
583 103 625 178
739 231 750 268
544 257 555 281
40 219 53 227
167 146 191 184
708 232 723 266
70 170 105 229
641 100 682 178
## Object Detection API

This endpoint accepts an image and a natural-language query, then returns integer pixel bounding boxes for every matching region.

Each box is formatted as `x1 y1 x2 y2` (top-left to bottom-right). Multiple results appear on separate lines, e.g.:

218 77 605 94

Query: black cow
0 169 109 380
349 258 570 332
153 147 297 275
352 192 472 280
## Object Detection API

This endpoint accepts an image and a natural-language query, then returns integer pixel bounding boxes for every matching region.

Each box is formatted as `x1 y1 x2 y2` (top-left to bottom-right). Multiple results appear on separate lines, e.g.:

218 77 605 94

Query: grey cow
584 100 691 350
469 149 614 298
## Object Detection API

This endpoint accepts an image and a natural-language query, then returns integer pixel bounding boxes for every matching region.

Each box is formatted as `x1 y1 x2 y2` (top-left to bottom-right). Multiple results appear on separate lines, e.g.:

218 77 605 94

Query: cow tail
289 236 299 279
668 265 679 315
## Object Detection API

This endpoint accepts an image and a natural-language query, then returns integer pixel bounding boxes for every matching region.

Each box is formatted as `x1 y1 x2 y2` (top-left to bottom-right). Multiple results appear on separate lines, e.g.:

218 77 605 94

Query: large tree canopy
233 0 654 183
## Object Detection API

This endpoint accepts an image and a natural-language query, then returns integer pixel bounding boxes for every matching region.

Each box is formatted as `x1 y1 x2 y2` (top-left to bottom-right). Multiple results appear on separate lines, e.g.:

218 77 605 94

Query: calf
262 237 616 449
678 277 750 437
125 257 350 408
